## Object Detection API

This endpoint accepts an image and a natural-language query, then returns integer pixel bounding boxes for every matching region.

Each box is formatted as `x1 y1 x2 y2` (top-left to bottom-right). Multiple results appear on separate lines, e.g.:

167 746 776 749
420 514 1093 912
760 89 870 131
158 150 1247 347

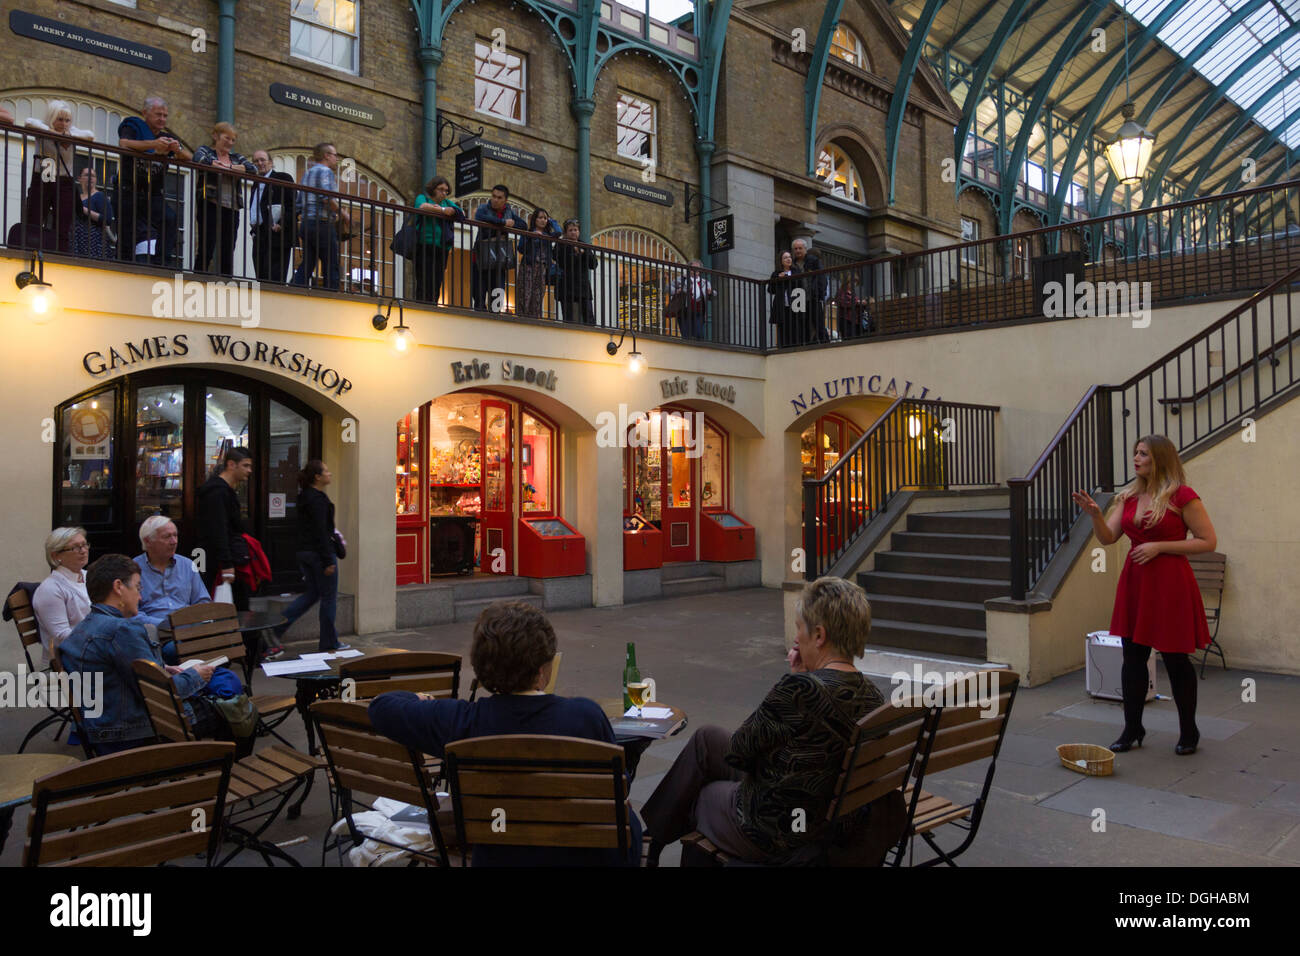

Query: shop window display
60 389 115 526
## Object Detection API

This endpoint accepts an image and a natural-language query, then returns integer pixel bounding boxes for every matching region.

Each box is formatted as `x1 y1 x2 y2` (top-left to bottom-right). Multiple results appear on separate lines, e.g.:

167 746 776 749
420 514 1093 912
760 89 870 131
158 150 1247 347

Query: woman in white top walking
32 527 92 667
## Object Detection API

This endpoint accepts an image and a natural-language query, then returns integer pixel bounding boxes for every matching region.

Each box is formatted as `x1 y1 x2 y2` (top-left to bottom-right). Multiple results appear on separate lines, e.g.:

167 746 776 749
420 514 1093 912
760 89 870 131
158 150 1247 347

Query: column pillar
216 0 238 123
695 138 715 265
573 97 596 238
419 45 444 186
577 433 624 607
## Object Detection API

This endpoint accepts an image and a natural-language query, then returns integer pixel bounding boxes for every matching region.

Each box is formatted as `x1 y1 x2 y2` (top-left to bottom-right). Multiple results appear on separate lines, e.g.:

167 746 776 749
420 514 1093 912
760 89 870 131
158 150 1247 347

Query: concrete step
856 570 1009 603
453 592 543 622
908 510 1010 536
876 551 1011 580
662 575 728 597
890 530 1010 557
867 619 987 659
436 576 533 601
257 593 356 640
862 592 986 630
661 562 724 582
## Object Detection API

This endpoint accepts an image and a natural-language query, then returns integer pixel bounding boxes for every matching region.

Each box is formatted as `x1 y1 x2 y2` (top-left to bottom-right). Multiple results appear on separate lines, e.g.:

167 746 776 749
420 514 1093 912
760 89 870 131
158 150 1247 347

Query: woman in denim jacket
58 555 214 755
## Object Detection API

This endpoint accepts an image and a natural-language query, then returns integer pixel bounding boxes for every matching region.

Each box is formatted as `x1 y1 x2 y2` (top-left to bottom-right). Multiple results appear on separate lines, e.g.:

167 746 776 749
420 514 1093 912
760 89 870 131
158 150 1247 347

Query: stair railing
801 398 1001 581
1009 262 1300 599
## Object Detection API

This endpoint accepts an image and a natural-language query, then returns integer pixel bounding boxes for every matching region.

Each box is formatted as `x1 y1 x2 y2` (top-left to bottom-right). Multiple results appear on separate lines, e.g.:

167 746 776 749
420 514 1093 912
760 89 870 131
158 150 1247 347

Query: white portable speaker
1085 631 1157 701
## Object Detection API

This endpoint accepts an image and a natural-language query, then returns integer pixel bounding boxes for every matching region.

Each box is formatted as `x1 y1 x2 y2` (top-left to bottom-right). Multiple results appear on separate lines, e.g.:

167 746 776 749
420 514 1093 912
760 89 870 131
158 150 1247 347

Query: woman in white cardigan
32 527 91 667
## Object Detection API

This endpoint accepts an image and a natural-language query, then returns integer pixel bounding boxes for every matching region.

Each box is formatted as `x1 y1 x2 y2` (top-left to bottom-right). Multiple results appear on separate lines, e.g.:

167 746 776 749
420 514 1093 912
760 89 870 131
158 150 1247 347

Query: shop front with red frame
396 391 565 584
801 412 865 557
623 407 746 564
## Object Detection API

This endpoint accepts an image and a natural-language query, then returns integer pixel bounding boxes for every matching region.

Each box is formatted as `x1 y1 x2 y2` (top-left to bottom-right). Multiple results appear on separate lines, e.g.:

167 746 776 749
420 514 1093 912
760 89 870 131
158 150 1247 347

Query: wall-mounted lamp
15 253 58 322
606 329 645 375
372 298 416 353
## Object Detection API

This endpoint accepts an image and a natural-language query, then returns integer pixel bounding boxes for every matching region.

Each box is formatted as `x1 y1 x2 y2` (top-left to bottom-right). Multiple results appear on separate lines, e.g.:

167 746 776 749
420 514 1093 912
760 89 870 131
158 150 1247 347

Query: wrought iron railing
1008 263 1300 599
801 398 1000 581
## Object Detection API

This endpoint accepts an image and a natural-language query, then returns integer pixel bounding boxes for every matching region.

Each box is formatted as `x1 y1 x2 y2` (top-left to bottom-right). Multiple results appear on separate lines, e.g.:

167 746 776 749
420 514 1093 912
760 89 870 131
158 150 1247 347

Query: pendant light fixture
1105 0 1157 187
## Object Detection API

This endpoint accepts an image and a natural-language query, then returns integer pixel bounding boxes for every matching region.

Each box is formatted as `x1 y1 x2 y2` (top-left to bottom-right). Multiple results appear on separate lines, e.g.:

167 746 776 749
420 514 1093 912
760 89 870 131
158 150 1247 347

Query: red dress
1109 485 1211 653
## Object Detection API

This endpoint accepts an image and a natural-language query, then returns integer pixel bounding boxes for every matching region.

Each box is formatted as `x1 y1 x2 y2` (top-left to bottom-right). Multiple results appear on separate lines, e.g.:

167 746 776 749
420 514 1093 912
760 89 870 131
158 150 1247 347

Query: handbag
665 289 689 320
391 217 419 259
477 232 515 269
213 581 234 603
332 529 347 559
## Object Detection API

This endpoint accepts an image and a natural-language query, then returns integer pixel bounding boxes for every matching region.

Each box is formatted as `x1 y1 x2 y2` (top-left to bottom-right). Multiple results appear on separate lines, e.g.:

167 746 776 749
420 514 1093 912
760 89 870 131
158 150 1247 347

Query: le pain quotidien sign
81 333 354 397
790 374 940 416
269 82 385 129
10 10 171 72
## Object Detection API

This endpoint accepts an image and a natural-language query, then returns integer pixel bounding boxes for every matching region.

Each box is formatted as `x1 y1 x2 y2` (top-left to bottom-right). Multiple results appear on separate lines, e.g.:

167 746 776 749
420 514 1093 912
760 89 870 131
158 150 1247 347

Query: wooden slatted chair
49 648 98 759
310 700 454 867
24 741 235 867
680 701 933 867
1190 552 1228 677
132 659 314 866
890 669 1020 867
7 588 76 752
442 734 634 866
167 603 296 741
337 651 462 700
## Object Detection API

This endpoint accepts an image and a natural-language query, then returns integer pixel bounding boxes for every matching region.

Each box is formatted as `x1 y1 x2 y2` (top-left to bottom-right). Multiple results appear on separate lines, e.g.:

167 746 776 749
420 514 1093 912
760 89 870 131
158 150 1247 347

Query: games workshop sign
269 82 386 129
10 11 171 72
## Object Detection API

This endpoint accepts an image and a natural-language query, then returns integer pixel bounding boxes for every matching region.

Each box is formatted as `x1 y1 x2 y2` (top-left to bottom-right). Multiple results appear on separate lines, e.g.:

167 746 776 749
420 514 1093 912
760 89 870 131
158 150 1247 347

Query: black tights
1121 639 1199 743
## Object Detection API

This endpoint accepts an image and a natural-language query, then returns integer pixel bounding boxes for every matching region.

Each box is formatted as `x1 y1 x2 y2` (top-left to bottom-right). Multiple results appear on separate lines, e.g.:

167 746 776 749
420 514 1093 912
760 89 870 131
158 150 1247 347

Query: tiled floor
3 586 1296 866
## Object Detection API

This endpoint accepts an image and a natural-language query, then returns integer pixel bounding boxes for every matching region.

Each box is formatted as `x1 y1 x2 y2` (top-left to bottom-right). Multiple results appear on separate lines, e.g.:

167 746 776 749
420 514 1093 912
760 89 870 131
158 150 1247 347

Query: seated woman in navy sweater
368 601 641 866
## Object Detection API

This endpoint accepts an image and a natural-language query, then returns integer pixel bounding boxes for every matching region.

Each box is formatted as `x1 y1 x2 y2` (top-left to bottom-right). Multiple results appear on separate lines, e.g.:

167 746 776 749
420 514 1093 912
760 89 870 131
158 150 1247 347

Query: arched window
274 151 405 294
815 143 865 205
593 226 686 331
830 25 866 70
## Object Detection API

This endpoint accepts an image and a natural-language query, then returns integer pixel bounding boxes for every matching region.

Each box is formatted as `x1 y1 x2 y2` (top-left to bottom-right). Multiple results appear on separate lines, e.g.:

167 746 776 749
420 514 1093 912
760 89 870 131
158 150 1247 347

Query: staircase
857 509 1010 659
449 576 543 622
661 561 727 597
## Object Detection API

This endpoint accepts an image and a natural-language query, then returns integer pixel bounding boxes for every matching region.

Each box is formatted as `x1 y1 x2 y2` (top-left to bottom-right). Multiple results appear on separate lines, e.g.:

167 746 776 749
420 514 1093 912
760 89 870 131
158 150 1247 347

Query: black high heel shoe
1109 728 1145 752
1175 732 1200 756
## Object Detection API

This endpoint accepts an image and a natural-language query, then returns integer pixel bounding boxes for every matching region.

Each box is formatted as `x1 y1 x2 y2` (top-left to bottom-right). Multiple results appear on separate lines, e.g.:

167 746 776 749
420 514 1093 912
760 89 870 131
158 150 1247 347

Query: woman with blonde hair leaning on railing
1072 435 1217 756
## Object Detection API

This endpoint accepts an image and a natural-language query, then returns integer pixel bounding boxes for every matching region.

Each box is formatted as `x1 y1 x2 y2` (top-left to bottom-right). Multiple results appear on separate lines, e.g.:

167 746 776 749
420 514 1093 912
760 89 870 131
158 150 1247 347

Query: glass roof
1128 0 1300 150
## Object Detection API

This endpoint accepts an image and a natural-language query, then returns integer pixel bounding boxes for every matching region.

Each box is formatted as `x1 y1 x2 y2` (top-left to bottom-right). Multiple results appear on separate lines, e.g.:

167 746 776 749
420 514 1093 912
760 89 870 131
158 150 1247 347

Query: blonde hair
211 121 236 141
44 527 87 570
44 101 73 127
795 576 873 659
1109 434 1187 527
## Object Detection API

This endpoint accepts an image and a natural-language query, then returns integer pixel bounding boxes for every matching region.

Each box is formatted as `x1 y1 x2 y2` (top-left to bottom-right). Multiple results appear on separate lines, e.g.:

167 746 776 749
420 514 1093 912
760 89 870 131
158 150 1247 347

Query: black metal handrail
801 398 1000 581
1008 262 1300 599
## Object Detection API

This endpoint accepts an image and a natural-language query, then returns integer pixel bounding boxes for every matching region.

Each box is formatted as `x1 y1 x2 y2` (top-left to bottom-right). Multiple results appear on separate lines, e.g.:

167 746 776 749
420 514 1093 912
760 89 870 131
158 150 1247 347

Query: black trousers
195 201 239 275
413 243 451 304
252 226 293 283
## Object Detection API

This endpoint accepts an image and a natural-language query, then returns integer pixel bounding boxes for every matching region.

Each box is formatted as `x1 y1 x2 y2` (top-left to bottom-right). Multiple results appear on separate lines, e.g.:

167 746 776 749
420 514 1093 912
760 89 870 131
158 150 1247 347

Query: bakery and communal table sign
10 10 171 71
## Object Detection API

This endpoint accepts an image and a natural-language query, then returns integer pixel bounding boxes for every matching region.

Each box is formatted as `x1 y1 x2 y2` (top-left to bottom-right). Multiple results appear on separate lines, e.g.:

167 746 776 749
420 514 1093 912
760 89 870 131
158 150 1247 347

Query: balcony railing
6 121 1300 356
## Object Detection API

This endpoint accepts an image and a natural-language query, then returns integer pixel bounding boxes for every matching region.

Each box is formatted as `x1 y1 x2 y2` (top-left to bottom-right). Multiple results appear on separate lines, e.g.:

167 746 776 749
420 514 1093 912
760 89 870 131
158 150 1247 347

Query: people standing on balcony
791 239 827 344
668 260 716 339
1072 436 1217 757
834 272 869 340
517 207 561 318
73 167 114 260
23 102 87 254
768 251 796 347
193 123 256 277
471 184 528 312
294 142 348 291
412 175 461 305
553 218 597 325
116 96 190 266
249 150 296 283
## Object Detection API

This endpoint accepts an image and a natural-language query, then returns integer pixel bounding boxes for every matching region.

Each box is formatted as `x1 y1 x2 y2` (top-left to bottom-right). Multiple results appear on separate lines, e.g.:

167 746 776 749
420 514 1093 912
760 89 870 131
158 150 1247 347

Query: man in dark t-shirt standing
196 446 253 611
116 96 191 265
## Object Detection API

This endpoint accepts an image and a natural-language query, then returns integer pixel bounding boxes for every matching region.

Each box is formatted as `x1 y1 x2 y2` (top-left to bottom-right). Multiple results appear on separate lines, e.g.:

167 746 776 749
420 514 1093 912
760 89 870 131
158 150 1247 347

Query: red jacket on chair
235 534 272 594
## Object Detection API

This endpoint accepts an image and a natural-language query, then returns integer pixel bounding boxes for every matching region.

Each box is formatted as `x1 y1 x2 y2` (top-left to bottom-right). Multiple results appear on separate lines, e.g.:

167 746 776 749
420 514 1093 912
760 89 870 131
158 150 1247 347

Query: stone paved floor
3 587 1296 867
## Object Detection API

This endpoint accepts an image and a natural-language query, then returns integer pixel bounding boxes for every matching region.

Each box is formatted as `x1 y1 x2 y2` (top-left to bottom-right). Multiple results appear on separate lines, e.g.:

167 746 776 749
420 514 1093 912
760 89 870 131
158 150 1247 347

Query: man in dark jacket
791 238 828 344
249 150 297 283
196 446 253 611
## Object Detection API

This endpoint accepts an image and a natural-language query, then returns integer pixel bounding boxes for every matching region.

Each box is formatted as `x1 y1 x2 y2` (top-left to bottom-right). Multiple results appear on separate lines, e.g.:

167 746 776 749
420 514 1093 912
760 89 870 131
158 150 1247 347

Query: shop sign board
788 375 941 416
450 358 558 391
660 374 736 404
10 11 171 72
269 82 385 129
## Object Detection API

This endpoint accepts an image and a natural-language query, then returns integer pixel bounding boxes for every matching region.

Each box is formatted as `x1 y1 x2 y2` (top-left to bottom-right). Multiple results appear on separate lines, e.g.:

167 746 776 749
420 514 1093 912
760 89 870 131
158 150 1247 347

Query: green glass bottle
622 642 640 711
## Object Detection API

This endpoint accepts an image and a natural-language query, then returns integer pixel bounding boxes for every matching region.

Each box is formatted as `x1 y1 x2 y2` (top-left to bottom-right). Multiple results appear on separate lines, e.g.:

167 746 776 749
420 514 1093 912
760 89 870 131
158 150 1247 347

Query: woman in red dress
1072 435 1217 755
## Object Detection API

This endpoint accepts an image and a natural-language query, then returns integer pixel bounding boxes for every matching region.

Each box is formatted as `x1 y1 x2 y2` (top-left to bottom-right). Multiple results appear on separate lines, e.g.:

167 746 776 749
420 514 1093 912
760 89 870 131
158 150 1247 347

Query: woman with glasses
32 527 92 667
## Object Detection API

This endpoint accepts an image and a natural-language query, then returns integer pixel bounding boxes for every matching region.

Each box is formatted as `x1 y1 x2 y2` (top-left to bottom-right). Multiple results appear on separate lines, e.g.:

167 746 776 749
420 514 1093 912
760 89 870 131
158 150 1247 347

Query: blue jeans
295 218 340 290
279 551 339 651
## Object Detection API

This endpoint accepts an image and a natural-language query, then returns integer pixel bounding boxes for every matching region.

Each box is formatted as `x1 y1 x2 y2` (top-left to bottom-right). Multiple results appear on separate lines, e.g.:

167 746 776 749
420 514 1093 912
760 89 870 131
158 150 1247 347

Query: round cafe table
0 753 80 856
597 698 687 783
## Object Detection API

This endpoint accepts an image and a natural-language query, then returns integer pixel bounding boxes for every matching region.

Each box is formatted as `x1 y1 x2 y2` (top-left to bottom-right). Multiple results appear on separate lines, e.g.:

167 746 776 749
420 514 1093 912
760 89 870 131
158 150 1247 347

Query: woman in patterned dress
1073 435 1217 755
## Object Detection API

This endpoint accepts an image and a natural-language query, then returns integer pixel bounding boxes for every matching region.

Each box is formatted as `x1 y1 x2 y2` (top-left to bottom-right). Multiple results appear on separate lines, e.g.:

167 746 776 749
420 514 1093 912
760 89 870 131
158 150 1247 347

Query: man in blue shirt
59 554 213 755
472 184 528 311
115 96 191 266
133 515 210 629
293 142 348 290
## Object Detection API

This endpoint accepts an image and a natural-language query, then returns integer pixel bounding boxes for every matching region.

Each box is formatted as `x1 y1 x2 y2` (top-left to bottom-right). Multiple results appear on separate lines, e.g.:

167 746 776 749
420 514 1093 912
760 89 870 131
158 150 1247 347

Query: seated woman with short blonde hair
31 526 92 667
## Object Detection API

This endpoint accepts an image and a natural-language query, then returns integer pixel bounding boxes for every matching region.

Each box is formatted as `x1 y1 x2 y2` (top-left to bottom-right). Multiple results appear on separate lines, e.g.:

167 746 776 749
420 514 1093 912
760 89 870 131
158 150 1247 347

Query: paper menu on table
261 659 330 677
300 652 336 660
624 706 673 719
334 649 364 658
